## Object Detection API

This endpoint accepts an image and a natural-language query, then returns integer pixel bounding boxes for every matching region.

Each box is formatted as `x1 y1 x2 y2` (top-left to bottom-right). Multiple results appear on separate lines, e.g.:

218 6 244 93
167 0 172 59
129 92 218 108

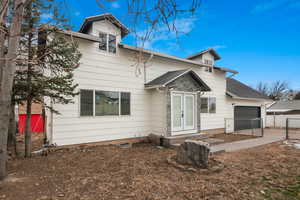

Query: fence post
261 118 264 137
286 118 289 140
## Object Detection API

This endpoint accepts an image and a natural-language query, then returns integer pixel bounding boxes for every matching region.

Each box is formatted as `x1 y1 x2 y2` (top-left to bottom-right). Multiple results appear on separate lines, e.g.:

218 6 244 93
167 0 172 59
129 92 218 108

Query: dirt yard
1 142 300 200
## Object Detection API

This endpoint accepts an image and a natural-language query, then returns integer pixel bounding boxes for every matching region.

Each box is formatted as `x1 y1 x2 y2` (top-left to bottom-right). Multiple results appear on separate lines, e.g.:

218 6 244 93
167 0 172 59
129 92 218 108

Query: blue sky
63 0 300 89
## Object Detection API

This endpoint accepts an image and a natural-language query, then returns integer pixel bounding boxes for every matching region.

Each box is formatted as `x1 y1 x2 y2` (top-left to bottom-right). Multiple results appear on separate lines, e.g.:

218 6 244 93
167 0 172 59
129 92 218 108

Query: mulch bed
1 142 300 200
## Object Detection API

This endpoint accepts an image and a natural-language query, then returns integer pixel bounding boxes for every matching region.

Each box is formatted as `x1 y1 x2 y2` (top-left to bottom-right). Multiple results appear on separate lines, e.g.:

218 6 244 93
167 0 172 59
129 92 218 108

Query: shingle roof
268 100 300 111
79 13 129 37
226 78 270 100
186 48 221 60
145 69 211 91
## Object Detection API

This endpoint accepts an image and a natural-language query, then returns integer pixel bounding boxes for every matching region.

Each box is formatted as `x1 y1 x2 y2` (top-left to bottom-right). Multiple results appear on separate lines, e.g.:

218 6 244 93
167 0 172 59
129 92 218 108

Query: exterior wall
146 56 228 132
51 38 153 146
150 89 167 136
18 102 42 114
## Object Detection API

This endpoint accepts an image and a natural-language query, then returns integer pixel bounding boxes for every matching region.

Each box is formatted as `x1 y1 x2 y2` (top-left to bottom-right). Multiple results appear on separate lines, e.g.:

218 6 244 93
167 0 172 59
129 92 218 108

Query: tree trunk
8 104 17 156
0 0 26 180
24 99 32 157
24 1 33 158
0 0 9 90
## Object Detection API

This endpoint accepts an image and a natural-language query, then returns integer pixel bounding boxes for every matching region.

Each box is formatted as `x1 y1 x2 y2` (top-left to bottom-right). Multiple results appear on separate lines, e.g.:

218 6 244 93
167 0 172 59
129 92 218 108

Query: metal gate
286 118 300 140
225 118 264 137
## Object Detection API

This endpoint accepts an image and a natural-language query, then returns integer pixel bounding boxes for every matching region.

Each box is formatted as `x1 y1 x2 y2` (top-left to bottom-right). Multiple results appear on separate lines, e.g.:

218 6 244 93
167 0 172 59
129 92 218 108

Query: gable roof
268 100 300 111
145 69 211 91
226 78 270 100
186 48 221 61
79 13 130 37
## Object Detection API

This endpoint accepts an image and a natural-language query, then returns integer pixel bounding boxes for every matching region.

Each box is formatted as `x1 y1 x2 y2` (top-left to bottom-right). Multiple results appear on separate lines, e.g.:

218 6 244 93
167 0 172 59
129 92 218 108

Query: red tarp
18 114 44 133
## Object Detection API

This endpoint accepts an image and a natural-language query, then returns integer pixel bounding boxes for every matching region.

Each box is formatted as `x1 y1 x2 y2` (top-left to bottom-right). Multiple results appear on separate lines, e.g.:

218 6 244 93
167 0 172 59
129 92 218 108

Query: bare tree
269 81 289 100
256 82 269 96
0 0 29 180
294 92 300 100
96 0 201 75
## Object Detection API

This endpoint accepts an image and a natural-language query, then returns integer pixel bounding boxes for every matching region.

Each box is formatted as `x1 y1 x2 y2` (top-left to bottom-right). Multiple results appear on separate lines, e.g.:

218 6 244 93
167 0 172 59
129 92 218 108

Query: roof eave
226 92 272 101
79 13 130 37
119 44 237 74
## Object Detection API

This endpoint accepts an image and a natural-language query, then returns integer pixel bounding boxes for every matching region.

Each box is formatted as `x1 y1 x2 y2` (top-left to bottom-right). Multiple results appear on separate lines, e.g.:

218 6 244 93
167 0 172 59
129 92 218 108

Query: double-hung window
200 97 216 114
204 59 213 72
99 32 117 53
80 89 130 116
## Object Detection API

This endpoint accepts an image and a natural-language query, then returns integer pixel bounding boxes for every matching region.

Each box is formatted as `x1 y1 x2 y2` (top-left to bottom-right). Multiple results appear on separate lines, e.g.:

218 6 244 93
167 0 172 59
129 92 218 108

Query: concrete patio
211 128 286 153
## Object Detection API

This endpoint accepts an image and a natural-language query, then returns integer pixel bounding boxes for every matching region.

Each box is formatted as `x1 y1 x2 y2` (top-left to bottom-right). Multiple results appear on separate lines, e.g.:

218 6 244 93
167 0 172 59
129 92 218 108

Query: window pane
80 90 93 116
95 91 119 116
99 33 107 51
121 92 130 115
209 97 216 113
108 34 116 53
200 97 208 113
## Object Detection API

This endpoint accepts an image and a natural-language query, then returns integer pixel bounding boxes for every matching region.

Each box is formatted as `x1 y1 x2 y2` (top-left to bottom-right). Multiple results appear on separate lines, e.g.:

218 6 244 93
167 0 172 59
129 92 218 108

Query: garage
234 106 261 131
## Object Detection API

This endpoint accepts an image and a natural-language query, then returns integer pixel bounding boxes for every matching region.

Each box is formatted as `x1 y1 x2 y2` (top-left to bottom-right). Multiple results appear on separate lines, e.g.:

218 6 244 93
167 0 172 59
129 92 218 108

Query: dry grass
1 142 300 200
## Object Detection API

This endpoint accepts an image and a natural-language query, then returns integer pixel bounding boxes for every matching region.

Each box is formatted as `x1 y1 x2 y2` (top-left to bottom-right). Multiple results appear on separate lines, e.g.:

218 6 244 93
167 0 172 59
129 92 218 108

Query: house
267 100 300 115
266 100 300 128
46 13 271 146
18 103 44 134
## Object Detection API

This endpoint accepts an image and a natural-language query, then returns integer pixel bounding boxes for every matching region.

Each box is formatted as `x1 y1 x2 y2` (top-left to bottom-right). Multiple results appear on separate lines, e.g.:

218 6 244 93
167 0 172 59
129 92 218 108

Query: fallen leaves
0 142 300 200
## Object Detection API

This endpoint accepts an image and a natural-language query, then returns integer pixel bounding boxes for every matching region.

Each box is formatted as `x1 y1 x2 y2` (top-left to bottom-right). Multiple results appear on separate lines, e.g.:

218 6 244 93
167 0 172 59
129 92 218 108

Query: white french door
171 92 196 135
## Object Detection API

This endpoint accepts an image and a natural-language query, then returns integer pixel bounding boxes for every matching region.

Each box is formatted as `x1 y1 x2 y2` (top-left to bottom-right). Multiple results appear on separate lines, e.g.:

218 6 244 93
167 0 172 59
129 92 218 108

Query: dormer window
205 66 213 73
204 59 213 66
99 32 117 53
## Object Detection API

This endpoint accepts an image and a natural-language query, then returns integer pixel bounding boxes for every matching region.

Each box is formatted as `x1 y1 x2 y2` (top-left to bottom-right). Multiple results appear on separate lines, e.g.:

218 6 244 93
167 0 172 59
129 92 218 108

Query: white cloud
41 13 53 20
252 0 300 14
135 16 197 50
111 2 120 9
209 45 227 50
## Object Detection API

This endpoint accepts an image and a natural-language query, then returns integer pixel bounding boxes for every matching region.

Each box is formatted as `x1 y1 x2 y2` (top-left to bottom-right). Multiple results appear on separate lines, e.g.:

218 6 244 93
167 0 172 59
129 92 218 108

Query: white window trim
79 89 131 117
98 31 117 54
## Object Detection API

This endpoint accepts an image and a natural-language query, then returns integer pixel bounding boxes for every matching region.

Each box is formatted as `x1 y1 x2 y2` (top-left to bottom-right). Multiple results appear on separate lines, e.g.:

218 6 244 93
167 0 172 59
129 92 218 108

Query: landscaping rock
177 140 210 168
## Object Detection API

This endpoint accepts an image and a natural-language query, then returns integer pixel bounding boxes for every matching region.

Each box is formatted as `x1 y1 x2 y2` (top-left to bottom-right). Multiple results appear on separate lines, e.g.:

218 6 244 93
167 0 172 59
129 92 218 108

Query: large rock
177 140 210 168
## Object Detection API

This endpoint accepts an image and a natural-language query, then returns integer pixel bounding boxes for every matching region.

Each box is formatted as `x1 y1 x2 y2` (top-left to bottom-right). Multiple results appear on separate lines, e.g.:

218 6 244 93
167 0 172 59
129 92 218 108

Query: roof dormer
79 13 129 37
186 48 221 61
79 13 129 54
186 48 221 73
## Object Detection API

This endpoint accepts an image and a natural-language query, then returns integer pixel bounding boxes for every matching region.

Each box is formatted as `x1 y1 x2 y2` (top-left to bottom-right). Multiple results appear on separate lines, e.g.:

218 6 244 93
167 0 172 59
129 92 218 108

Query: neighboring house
46 13 271 146
267 100 300 115
18 103 44 133
266 100 300 128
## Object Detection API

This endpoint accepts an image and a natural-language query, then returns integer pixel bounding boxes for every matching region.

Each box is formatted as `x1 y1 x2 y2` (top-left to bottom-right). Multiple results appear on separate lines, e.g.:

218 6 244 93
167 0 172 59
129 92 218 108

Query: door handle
181 111 184 118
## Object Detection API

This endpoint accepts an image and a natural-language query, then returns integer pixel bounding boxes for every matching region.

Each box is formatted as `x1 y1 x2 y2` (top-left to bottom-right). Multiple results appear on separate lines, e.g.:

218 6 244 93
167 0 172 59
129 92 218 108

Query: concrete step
163 133 213 147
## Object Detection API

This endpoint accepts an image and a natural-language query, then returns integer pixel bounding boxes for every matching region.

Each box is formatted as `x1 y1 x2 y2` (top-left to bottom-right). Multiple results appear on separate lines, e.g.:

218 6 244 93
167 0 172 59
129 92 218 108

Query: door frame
170 91 197 136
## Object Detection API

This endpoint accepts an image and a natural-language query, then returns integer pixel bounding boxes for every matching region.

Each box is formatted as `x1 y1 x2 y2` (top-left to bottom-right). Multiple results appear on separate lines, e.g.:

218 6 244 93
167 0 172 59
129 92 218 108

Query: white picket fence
266 115 300 128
